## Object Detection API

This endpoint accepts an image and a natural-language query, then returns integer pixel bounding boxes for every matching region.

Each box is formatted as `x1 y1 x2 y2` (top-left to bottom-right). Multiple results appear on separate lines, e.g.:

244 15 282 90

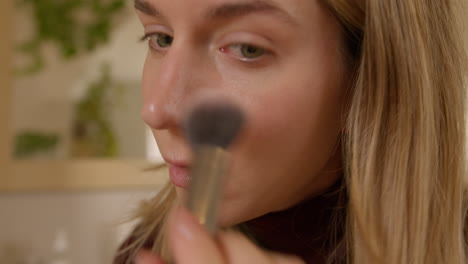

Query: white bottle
48 228 71 264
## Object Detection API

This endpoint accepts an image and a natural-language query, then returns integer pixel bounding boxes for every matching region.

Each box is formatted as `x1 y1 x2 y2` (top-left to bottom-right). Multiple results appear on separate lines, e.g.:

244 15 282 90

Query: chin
174 187 187 204
173 184 262 227
218 202 269 228
217 212 243 228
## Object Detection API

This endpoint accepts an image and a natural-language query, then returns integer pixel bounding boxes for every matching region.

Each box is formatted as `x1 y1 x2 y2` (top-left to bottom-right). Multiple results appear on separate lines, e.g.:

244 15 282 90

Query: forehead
135 0 324 27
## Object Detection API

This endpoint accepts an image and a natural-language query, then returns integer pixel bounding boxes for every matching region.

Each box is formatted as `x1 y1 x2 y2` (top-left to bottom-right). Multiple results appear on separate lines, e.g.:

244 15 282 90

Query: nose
141 42 210 130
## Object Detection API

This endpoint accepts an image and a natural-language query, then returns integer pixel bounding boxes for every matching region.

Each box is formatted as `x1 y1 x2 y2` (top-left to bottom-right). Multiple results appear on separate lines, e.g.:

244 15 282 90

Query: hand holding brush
135 101 304 264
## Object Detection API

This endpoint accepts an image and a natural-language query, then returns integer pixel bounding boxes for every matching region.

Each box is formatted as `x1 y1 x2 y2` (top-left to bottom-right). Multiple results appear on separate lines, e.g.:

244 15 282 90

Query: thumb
168 207 225 264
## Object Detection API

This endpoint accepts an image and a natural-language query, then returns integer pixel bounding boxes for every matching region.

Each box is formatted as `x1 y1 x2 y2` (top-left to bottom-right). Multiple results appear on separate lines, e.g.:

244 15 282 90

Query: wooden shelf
0 160 168 192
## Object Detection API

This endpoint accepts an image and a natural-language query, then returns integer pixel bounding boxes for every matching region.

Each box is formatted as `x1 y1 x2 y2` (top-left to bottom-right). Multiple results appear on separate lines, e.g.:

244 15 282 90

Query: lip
163 156 190 168
163 157 191 188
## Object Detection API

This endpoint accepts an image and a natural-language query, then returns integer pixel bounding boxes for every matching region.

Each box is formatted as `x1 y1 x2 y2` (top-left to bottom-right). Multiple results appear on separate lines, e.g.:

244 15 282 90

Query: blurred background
0 0 165 263
12 0 153 161
0 0 467 263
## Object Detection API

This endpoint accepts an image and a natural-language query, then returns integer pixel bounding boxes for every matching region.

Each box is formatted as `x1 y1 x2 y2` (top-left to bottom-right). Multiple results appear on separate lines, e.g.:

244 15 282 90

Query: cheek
246 67 344 160
219 69 345 224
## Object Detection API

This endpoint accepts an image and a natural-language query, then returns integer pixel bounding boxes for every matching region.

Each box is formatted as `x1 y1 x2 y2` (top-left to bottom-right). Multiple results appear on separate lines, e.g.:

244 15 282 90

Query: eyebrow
134 0 159 17
134 0 297 26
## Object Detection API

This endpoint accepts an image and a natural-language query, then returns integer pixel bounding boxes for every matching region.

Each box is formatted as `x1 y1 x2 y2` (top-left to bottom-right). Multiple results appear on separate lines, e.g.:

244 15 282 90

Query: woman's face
136 0 347 226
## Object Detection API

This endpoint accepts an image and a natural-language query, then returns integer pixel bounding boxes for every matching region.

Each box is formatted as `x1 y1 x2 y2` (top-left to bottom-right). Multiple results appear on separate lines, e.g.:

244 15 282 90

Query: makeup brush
160 101 245 263
183 101 245 234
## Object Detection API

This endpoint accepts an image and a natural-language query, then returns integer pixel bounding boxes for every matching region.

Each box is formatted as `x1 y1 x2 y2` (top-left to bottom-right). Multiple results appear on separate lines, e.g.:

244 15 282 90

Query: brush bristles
184 102 245 148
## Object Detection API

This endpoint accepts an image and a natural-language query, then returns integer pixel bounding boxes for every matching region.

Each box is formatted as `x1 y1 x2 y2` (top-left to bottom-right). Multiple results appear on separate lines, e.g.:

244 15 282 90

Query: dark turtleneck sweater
114 180 346 264
242 179 346 263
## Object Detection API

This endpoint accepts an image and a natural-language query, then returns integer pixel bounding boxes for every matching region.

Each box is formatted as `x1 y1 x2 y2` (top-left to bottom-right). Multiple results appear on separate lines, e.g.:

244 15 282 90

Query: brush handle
186 146 227 235
161 146 227 264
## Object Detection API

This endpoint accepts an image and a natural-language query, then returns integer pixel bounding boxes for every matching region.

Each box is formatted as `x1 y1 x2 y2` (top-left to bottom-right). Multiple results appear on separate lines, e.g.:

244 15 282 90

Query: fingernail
173 207 199 241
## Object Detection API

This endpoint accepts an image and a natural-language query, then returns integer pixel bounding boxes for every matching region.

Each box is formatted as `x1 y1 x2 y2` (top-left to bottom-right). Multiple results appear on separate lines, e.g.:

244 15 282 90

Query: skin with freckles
136 0 347 227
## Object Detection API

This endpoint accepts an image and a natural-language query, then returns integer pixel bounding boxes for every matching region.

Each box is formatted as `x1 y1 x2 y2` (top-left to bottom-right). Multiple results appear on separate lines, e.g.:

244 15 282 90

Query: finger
135 250 165 264
218 231 305 264
217 231 273 263
168 207 225 264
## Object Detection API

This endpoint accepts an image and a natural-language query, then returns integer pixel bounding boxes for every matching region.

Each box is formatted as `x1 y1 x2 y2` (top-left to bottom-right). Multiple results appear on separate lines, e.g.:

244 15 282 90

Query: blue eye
239 45 265 58
141 33 173 50
150 33 173 48
221 44 267 61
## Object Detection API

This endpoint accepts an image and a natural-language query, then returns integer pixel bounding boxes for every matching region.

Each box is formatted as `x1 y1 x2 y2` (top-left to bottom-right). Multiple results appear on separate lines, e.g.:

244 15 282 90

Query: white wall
0 189 157 264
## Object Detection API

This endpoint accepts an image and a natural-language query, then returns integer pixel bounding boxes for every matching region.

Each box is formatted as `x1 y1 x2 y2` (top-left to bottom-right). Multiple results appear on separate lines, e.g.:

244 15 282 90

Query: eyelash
139 33 172 50
139 33 151 42
139 33 271 63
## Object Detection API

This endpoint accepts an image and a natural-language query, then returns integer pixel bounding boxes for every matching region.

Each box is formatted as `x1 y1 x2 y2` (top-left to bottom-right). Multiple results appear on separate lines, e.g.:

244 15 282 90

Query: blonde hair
116 0 468 263
324 0 468 263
